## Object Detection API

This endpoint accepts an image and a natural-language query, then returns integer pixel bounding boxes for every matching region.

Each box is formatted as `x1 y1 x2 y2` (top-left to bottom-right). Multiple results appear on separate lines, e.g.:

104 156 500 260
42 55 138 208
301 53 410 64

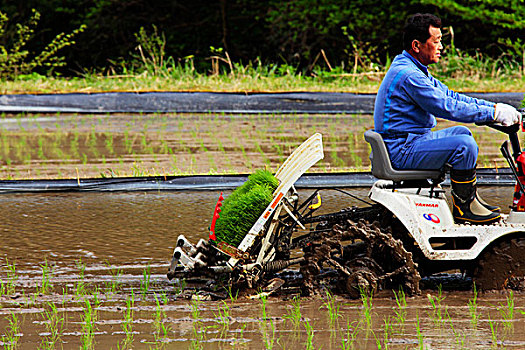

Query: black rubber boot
451 168 501 225
476 193 500 212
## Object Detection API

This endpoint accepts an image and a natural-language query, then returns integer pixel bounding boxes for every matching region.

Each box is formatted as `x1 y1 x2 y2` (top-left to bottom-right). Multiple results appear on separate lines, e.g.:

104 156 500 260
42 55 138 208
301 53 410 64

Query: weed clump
214 169 279 247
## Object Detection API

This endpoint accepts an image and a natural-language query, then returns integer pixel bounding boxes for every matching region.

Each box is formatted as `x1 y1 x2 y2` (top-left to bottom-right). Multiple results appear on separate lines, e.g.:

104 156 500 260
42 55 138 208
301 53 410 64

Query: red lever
209 192 224 241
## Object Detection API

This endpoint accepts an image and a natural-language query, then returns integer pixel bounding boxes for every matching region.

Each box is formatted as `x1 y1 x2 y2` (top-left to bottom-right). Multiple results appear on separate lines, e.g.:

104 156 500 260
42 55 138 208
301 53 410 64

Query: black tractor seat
364 130 446 190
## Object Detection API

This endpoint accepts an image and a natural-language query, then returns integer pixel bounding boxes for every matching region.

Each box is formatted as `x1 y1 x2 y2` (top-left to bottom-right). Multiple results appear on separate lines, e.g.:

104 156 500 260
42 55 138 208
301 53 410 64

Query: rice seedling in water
159 291 169 304
215 300 231 331
91 287 102 309
190 298 205 350
81 298 97 349
498 290 515 333
104 263 121 294
272 143 284 163
487 315 500 347
1 311 21 350
427 285 446 325
259 292 269 320
70 132 80 159
123 128 133 154
140 264 152 298
378 316 393 350
415 312 425 350
170 278 186 299
304 318 315 350
229 322 248 347
76 259 87 297
341 319 360 350
284 295 302 330
2 258 18 296
104 133 114 155
226 284 238 302
38 302 64 350
152 293 170 347
392 287 407 332
443 309 466 349
258 293 277 349
468 283 479 328
120 289 135 348
260 318 277 350
322 289 341 326
39 259 53 295
37 136 45 160
360 287 373 329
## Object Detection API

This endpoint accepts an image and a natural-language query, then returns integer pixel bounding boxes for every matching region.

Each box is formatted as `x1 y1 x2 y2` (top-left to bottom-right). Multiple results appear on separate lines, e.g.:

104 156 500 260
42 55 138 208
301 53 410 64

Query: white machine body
369 180 525 261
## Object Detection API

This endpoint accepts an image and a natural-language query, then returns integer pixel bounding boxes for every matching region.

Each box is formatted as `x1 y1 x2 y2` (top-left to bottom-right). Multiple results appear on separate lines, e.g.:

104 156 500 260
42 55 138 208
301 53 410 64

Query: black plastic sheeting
0 168 515 193
0 92 523 114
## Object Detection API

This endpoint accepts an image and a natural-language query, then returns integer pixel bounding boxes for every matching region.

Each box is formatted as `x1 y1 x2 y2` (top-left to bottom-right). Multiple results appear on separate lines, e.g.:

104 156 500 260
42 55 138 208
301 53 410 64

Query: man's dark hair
403 13 442 51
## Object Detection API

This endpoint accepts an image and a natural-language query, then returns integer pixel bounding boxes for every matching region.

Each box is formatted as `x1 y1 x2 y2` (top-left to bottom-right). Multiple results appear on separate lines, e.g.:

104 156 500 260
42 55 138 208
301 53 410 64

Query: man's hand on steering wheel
495 103 521 126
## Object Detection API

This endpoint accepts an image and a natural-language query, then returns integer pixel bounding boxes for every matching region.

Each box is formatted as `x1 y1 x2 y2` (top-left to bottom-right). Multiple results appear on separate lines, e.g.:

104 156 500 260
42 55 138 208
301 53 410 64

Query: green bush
0 9 85 79
2 1 524 76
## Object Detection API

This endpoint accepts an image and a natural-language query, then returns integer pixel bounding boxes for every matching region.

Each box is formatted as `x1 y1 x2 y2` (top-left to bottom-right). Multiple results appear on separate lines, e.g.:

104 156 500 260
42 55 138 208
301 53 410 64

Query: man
373 13 521 225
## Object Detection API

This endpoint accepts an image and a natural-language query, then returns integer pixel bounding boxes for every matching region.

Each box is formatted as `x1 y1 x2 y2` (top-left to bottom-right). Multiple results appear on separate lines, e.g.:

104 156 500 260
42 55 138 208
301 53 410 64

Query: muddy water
0 113 516 179
2 187 525 349
1 111 524 348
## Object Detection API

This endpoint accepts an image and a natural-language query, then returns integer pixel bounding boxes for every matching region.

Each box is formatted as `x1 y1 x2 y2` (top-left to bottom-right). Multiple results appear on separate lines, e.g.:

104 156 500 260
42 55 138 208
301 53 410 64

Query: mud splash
301 220 421 299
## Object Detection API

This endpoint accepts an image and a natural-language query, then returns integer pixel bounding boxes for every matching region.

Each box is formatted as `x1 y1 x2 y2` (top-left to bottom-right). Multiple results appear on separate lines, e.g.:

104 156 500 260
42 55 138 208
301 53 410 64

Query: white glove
494 103 520 126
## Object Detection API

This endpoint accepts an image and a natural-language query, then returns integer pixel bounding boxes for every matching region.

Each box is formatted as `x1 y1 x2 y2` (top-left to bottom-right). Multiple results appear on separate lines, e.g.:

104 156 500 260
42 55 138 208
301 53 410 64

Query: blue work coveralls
373 50 496 170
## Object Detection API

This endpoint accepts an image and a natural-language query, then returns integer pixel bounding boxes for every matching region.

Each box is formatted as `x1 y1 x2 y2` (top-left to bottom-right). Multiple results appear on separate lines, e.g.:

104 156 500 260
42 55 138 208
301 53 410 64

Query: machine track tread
300 218 421 298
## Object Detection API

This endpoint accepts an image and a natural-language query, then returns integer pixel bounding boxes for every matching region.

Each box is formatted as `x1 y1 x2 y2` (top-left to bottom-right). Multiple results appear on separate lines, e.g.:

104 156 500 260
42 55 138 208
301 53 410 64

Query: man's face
415 26 443 66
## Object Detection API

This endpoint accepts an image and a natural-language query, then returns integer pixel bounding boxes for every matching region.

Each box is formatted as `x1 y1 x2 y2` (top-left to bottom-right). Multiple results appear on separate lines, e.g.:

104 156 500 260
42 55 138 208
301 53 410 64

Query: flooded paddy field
2 187 525 349
1 111 525 348
0 112 513 179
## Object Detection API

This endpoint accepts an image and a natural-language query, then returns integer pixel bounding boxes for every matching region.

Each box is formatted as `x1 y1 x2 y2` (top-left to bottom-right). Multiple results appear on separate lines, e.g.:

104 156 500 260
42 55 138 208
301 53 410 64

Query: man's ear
411 40 420 53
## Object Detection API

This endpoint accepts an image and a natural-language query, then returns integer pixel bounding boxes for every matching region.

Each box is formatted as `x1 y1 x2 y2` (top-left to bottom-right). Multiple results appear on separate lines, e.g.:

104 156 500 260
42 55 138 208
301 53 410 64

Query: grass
1 54 524 94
